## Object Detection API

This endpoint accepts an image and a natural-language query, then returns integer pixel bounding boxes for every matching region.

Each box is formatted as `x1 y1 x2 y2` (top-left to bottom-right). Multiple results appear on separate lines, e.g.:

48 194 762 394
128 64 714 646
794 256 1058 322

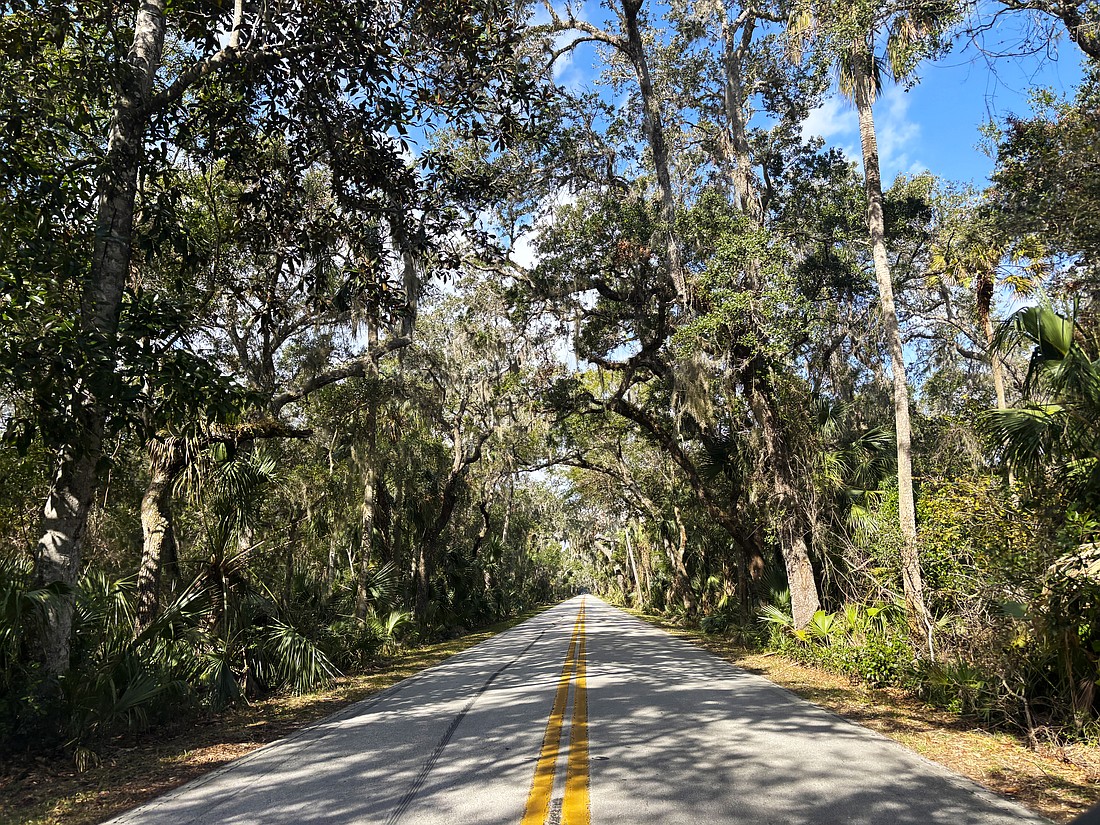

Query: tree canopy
2 0 1100 756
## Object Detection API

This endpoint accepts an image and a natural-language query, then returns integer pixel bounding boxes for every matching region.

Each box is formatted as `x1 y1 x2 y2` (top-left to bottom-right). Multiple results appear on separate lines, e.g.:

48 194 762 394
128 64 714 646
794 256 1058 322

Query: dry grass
639 612 1100 824
0 611 541 825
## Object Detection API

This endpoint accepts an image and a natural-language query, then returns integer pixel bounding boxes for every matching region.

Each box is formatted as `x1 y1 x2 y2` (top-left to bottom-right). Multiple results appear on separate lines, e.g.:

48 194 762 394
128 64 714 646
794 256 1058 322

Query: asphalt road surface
107 596 1047 824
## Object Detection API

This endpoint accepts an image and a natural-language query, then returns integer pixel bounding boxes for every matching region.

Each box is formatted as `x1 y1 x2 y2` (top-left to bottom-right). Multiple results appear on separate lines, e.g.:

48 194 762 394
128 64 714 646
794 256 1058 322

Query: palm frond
360 560 399 608
981 405 1065 474
758 603 794 627
263 620 340 695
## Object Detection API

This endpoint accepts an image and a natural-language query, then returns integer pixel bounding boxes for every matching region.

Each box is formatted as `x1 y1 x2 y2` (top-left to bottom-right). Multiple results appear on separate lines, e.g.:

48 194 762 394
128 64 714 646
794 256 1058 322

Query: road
107 596 1047 824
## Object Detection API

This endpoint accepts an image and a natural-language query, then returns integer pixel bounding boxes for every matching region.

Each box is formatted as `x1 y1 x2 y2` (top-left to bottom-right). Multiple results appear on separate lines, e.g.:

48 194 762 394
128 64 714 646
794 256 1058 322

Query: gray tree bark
625 525 644 607
620 0 688 304
852 56 930 633
34 0 169 678
354 400 379 620
717 14 820 629
135 442 183 636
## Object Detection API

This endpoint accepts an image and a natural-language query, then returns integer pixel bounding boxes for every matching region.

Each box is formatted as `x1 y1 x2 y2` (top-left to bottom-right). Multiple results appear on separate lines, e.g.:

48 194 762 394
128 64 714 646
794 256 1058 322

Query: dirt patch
638 612 1100 824
0 611 541 825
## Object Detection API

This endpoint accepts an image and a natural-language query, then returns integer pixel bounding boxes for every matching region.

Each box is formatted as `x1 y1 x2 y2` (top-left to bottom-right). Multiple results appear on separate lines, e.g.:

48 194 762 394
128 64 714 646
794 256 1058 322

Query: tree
536 0 689 303
1 0 541 678
987 71 1100 300
787 0 956 636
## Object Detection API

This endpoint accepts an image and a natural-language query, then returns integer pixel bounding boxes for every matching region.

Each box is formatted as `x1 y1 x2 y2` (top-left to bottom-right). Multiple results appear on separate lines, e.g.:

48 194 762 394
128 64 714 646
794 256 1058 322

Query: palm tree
847 49 929 633
985 301 1100 501
789 2 953 636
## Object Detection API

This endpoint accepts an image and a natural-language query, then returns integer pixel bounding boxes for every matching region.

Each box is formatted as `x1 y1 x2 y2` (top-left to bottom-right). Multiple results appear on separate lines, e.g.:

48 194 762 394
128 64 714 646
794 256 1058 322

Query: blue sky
807 33 1086 186
532 1 1086 189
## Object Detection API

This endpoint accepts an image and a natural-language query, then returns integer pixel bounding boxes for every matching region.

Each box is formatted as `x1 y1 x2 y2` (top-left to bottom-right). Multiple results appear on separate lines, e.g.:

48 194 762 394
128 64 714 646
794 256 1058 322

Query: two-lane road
108 597 1046 824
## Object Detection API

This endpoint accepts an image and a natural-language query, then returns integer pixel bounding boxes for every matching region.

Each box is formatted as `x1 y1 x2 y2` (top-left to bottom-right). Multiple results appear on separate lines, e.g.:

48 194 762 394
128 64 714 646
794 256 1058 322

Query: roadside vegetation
2 0 1100 815
642 610 1100 823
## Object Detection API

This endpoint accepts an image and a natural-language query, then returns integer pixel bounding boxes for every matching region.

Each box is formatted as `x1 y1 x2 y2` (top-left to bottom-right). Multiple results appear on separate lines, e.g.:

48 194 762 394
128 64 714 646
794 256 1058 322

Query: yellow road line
563 601 590 825
521 605 583 825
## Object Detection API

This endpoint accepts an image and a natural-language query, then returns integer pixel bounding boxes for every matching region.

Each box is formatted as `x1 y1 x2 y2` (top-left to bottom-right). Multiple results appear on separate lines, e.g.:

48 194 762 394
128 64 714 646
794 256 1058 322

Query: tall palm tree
790 2 953 636
847 49 929 633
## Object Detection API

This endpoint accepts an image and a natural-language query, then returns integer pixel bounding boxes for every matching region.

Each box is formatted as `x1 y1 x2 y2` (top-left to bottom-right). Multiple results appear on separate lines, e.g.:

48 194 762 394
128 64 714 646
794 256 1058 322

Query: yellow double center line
521 600 590 825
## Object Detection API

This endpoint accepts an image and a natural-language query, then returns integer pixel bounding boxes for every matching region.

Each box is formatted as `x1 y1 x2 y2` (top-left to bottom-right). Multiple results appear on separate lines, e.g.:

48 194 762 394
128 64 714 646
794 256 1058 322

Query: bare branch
271 335 412 413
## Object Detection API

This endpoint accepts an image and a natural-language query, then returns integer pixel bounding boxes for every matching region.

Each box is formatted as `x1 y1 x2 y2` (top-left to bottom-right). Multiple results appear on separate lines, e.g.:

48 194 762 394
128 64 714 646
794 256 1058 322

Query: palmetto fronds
759 602 794 628
984 302 1100 500
813 399 894 541
359 560 399 608
263 620 339 695
0 556 68 670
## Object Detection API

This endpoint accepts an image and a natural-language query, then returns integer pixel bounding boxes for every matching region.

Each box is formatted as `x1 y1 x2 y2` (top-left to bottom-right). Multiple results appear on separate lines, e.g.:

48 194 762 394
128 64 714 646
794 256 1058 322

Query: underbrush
759 602 918 689
0 557 415 762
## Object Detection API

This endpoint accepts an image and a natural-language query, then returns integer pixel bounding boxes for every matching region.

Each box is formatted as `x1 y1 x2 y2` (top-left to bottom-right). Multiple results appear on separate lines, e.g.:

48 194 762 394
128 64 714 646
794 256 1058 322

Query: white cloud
511 232 539 270
876 85 921 181
508 187 578 270
801 96 856 141
801 85 925 182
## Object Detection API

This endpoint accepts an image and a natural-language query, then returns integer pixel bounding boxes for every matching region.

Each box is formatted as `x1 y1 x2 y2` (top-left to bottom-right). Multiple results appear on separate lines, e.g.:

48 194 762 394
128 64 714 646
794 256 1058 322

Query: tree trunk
33 0 169 678
392 471 405 570
984 315 1008 411
376 476 394 565
625 525 644 607
500 479 513 546
284 511 297 608
977 272 1015 487
414 434 487 624
414 472 464 624
354 405 379 620
135 444 183 636
852 57 930 633
620 0 687 304
744 372 821 629
34 446 99 677
471 498 492 560
986 313 1015 488
323 541 338 604
720 11 762 223
414 541 433 624
670 506 697 613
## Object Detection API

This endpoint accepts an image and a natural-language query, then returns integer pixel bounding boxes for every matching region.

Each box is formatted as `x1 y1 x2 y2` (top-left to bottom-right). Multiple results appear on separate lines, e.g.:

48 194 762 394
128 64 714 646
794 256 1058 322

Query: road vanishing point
108 597 1047 825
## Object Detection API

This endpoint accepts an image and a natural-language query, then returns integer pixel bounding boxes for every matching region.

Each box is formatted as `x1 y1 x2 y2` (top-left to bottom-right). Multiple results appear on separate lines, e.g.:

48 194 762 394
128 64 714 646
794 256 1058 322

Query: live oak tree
1 0 540 678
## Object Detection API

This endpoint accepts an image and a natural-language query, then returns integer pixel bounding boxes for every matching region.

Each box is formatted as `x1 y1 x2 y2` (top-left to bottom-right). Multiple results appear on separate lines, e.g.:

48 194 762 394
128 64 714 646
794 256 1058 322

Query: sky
806 33 1085 186
532 1 1087 190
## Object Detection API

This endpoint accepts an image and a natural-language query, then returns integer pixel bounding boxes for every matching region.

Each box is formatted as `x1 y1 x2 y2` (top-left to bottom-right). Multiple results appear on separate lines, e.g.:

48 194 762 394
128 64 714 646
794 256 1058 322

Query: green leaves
988 69 1100 272
262 620 339 695
983 302 1100 503
1014 304 1076 361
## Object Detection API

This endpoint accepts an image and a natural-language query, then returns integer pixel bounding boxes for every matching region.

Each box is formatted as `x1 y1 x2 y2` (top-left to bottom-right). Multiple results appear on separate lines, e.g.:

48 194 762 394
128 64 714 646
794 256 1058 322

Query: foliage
988 71 1100 280
761 601 915 687
984 302 1100 508
2 0 1100 764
